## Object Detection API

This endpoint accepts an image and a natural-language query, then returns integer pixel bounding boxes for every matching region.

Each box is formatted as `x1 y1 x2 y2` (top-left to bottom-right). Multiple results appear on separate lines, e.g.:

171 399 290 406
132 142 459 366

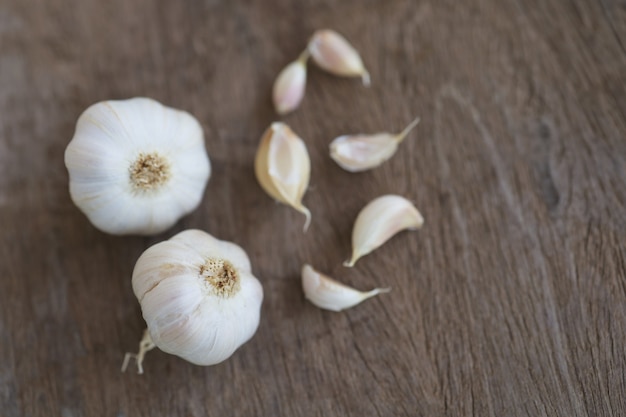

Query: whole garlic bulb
131 229 263 366
64 98 211 235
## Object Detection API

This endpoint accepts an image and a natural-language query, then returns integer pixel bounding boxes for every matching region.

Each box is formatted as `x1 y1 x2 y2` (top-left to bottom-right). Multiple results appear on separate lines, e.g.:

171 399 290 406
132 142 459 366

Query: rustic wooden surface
1 0 625 415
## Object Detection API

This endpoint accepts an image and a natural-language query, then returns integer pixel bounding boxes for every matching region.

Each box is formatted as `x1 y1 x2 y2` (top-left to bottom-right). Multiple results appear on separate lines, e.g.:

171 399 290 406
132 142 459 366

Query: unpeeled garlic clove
272 50 309 115
255 122 312 231
330 117 420 172
302 264 390 312
308 29 370 86
345 195 423 267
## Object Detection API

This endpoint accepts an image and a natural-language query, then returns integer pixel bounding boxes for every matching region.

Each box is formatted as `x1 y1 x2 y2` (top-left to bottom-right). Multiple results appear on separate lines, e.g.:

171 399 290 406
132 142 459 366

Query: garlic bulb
64 98 211 235
302 264 390 312
330 117 420 172
254 122 312 231
129 229 263 370
273 50 309 115
346 195 424 267
308 29 370 86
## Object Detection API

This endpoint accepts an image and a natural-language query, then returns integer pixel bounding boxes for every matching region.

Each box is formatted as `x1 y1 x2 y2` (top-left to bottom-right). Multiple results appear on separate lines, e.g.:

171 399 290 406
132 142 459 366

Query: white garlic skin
132 229 263 366
64 98 211 235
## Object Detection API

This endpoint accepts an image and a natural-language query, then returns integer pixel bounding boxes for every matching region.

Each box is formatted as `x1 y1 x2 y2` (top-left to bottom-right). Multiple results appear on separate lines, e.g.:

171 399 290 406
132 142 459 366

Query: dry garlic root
308 29 370 86
346 195 424 267
123 230 263 373
330 117 420 172
64 98 211 235
302 264 390 311
273 50 309 115
254 122 312 231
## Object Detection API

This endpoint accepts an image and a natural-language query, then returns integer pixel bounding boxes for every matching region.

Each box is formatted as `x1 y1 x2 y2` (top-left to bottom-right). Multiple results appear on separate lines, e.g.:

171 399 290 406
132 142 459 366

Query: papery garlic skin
346 195 423 267
330 118 420 172
64 98 211 235
254 122 312 231
302 264 390 312
308 29 370 86
273 51 308 115
132 229 263 366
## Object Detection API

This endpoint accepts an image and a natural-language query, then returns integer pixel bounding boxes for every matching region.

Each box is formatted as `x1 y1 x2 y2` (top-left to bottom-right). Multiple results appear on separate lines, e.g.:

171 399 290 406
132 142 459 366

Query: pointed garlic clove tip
362 71 371 87
394 117 421 143
273 58 307 115
298 205 312 232
255 122 312 231
343 256 357 268
308 29 370 84
329 117 421 172
301 264 390 312
347 195 423 266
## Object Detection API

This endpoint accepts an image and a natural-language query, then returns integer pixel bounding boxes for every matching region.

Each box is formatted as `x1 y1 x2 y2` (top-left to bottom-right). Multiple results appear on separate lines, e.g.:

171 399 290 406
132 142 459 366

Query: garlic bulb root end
121 329 156 375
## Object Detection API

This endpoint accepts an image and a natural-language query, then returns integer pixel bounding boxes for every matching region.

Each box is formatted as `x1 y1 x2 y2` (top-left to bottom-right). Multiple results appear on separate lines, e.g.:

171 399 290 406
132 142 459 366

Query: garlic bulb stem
121 329 156 374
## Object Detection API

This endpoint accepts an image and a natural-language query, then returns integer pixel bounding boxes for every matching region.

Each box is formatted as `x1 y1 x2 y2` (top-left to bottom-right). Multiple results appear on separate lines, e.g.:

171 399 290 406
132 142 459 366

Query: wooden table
1 0 625 415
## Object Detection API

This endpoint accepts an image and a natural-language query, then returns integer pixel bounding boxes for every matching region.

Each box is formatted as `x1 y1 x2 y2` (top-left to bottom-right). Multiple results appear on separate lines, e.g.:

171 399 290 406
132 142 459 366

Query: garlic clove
330 117 420 172
272 50 309 115
254 122 312 231
345 195 423 267
302 264 390 312
308 29 370 86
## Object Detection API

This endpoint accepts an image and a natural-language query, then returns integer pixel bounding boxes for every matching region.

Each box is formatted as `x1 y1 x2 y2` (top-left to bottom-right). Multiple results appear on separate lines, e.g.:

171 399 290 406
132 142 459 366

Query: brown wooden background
1 0 625 416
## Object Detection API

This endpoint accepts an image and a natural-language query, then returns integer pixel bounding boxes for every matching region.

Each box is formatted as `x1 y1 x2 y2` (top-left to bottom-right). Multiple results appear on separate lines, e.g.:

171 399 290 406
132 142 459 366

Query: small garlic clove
272 51 309 115
308 29 370 86
345 195 423 267
254 122 312 231
330 117 420 172
302 264 390 312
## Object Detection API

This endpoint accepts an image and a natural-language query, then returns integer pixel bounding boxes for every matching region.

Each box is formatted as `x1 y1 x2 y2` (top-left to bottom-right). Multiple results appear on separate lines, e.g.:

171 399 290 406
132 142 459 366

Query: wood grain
1 0 625 415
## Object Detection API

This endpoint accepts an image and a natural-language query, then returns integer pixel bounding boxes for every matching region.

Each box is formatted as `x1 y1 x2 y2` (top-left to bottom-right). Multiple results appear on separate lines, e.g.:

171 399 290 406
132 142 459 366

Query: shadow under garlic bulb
131 229 263 367
64 97 211 235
